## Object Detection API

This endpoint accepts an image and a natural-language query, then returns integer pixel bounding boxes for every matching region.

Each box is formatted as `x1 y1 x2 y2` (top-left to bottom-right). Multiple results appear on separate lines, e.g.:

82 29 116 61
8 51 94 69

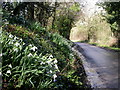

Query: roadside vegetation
86 42 120 51
1 2 90 89
1 1 119 89
70 1 120 49
70 14 115 46
1 23 88 89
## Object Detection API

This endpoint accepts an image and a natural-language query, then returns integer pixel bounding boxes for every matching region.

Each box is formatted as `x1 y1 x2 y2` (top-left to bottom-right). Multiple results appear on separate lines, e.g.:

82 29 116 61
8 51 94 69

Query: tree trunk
29 3 34 20
52 2 57 29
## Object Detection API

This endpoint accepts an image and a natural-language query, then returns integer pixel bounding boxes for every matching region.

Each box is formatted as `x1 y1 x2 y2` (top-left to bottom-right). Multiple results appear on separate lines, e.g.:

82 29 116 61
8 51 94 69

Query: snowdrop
30 46 37 51
40 61 45 65
49 55 53 58
29 44 32 47
8 64 12 68
48 60 51 64
8 41 13 44
15 42 20 47
14 36 19 40
49 70 52 73
22 42 25 45
35 59 37 61
27 53 33 57
9 34 13 38
54 64 59 70
19 38 23 42
14 48 18 52
47 59 52 64
54 59 58 64
6 70 11 74
53 74 57 82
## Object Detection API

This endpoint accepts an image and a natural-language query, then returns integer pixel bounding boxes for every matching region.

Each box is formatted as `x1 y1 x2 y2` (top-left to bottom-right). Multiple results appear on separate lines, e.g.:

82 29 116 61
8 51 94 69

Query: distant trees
99 2 120 47
2 2 57 26
2 2 80 40
54 3 80 39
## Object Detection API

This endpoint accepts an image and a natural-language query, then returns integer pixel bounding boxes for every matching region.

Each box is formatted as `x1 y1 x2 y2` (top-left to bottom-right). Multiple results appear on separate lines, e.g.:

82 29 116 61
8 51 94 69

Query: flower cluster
2 31 61 88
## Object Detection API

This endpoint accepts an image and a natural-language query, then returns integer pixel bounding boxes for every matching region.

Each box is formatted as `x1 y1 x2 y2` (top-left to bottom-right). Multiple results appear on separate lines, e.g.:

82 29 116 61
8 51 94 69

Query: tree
2 2 58 26
54 2 80 39
98 2 120 47
2 2 80 40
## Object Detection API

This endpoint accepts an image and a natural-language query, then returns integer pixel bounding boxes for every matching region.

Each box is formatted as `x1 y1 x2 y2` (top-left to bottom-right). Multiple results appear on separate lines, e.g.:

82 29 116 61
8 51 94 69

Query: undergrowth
1 22 88 89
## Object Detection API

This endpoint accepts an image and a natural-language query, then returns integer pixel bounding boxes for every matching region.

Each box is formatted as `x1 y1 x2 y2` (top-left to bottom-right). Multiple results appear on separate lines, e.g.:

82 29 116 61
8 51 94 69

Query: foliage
1 22 87 89
70 14 116 46
1 1 88 89
69 2 80 12
2 2 80 40
99 2 120 26
1 31 59 89
54 3 80 39
88 42 120 51
55 15 73 39
98 1 120 47
2 2 58 26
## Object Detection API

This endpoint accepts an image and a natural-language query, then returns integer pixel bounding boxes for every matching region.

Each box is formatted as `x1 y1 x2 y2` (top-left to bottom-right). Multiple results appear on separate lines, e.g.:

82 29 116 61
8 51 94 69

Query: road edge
72 44 107 88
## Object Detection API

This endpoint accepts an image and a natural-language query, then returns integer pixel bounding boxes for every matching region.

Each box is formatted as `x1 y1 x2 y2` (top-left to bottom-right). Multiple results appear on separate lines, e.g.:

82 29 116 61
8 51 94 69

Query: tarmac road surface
75 42 119 88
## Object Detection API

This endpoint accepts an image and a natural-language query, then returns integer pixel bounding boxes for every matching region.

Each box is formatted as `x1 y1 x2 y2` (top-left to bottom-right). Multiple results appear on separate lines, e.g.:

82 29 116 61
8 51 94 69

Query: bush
55 15 73 39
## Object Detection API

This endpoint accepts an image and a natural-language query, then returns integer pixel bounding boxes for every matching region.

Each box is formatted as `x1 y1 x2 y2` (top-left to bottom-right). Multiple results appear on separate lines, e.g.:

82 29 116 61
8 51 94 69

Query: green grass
76 41 120 51
98 45 120 51
89 42 120 51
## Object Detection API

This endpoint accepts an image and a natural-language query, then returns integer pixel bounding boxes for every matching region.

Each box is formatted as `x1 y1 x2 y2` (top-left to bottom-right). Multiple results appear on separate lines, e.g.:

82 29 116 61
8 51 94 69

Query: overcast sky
78 0 103 17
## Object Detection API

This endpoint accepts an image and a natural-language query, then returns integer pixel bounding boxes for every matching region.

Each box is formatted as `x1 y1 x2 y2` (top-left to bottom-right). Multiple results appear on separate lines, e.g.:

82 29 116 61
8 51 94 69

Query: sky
78 0 103 17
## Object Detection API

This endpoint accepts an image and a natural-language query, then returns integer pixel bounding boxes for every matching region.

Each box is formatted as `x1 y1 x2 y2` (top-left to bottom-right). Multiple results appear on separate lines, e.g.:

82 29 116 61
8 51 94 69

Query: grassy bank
89 43 120 51
1 22 90 89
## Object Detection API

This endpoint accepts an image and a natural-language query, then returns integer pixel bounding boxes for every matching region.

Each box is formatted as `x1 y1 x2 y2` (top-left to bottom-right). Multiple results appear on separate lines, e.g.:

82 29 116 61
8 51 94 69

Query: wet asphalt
75 42 119 88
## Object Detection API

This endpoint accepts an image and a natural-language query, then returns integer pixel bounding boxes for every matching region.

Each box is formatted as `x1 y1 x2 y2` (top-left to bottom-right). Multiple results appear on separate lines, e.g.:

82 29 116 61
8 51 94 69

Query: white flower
15 42 20 47
49 55 53 58
47 60 51 64
29 44 32 47
30 46 37 51
8 41 13 44
49 70 52 73
27 53 33 57
0 53 2 57
53 74 57 82
19 38 23 42
14 48 18 52
14 36 16 40
22 42 25 45
8 64 12 68
40 62 45 65
54 59 58 64
9 34 13 38
6 70 11 74
54 64 59 70
5 22 9 25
